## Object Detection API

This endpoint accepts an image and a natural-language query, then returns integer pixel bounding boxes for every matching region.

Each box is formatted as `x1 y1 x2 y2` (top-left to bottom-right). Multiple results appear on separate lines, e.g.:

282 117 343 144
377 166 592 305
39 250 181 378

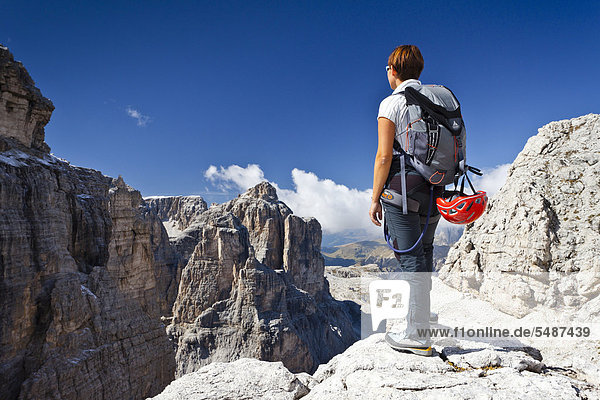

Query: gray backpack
394 84 466 186
381 84 469 216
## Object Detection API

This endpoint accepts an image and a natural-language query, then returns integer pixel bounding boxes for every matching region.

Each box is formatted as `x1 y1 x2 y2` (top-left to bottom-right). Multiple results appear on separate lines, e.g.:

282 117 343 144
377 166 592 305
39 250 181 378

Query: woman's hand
369 200 382 226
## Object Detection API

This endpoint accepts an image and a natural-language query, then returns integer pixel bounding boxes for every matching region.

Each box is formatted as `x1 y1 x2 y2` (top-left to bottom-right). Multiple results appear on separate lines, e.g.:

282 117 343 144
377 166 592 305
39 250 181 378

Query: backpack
393 84 466 186
380 84 485 252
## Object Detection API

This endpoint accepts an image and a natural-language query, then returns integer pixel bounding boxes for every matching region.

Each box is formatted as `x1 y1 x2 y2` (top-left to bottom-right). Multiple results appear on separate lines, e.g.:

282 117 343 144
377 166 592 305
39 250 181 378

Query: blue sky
2 1 599 222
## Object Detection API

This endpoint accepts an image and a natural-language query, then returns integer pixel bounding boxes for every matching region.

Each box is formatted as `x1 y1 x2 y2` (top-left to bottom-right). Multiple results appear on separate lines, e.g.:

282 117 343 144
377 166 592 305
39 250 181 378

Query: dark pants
382 170 443 341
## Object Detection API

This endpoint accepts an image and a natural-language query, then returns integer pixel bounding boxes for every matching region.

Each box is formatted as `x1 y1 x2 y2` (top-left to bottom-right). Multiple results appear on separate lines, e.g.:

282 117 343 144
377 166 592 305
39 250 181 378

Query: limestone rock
171 210 249 324
304 334 594 399
222 181 293 269
108 176 182 317
0 45 53 152
144 195 208 234
151 333 597 399
151 182 327 299
0 46 177 399
328 269 600 390
149 358 309 400
0 148 177 399
165 183 360 377
440 340 544 373
439 114 600 317
147 181 294 273
283 215 325 298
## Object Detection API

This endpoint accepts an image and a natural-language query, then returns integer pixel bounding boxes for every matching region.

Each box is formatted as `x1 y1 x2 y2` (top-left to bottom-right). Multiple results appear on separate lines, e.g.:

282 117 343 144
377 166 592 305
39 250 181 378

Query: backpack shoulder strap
404 86 463 135
387 90 408 153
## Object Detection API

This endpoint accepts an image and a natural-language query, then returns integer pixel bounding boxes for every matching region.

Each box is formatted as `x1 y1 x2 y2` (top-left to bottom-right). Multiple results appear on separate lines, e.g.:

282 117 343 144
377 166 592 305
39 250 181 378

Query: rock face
151 333 598 399
283 215 325 298
150 182 360 377
221 182 292 270
144 195 208 234
304 334 596 399
107 177 181 317
0 46 177 399
439 114 600 317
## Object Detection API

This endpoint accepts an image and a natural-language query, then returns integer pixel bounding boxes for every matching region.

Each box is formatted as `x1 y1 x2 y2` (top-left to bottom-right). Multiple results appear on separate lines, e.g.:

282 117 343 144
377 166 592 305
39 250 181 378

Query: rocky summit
439 114 600 318
146 182 360 378
150 265 600 399
0 45 53 153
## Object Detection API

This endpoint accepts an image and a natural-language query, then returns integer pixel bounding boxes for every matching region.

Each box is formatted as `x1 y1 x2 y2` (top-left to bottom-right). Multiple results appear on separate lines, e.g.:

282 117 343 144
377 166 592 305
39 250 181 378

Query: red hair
388 45 424 81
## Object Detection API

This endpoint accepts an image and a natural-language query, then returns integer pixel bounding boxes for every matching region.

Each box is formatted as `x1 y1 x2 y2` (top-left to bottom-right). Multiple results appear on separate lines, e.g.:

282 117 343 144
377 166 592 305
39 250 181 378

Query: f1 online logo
369 280 410 331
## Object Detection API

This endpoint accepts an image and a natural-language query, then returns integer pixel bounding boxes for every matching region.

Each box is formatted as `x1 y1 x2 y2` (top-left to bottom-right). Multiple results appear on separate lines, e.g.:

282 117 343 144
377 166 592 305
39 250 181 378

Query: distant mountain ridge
322 226 463 269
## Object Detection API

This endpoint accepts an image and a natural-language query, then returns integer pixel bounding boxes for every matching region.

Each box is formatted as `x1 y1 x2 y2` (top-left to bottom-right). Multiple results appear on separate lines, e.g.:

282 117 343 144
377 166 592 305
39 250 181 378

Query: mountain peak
243 181 279 201
0 45 54 153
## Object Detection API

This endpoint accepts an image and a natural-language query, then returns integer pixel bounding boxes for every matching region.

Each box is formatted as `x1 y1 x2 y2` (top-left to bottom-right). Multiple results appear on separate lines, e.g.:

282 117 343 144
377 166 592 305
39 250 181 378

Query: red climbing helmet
436 190 488 224
437 166 488 224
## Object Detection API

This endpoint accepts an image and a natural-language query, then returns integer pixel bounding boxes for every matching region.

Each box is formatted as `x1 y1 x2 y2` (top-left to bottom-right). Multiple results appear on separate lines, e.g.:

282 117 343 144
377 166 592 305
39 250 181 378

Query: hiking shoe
384 332 432 356
430 312 438 324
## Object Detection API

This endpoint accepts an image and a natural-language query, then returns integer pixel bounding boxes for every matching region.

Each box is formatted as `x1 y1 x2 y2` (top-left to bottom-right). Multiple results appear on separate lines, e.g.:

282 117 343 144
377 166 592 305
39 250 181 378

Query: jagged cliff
439 114 600 317
146 183 360 377
0 46 178 399
144 195 208 236
0 45 360 398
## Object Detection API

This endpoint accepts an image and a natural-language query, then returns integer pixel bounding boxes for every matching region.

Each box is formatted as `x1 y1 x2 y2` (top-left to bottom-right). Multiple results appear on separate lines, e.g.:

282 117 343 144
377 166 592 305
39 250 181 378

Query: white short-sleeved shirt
377 79 421 155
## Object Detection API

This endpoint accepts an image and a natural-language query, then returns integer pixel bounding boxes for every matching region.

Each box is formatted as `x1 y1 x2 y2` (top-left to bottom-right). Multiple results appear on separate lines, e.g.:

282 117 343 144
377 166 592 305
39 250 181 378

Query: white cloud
470 163 511 198
275 169 378 235
126 106 151 127
204 164 267 191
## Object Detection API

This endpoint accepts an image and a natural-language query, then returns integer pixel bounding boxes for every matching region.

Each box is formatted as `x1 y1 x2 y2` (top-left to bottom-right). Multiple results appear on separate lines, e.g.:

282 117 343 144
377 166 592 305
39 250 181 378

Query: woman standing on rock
369 45 444 356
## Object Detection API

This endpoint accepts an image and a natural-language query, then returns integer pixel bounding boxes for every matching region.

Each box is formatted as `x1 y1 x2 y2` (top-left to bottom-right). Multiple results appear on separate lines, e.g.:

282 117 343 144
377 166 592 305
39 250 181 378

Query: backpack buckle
424 117 439 165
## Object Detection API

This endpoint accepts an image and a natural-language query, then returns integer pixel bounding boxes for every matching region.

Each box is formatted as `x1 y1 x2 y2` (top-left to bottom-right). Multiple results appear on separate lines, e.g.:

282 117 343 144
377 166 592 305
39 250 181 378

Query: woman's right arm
369 117 395 226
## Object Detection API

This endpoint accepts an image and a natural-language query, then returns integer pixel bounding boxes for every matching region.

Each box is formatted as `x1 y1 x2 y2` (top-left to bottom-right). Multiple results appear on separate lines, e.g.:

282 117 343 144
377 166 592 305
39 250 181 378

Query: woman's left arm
369 117 396 226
